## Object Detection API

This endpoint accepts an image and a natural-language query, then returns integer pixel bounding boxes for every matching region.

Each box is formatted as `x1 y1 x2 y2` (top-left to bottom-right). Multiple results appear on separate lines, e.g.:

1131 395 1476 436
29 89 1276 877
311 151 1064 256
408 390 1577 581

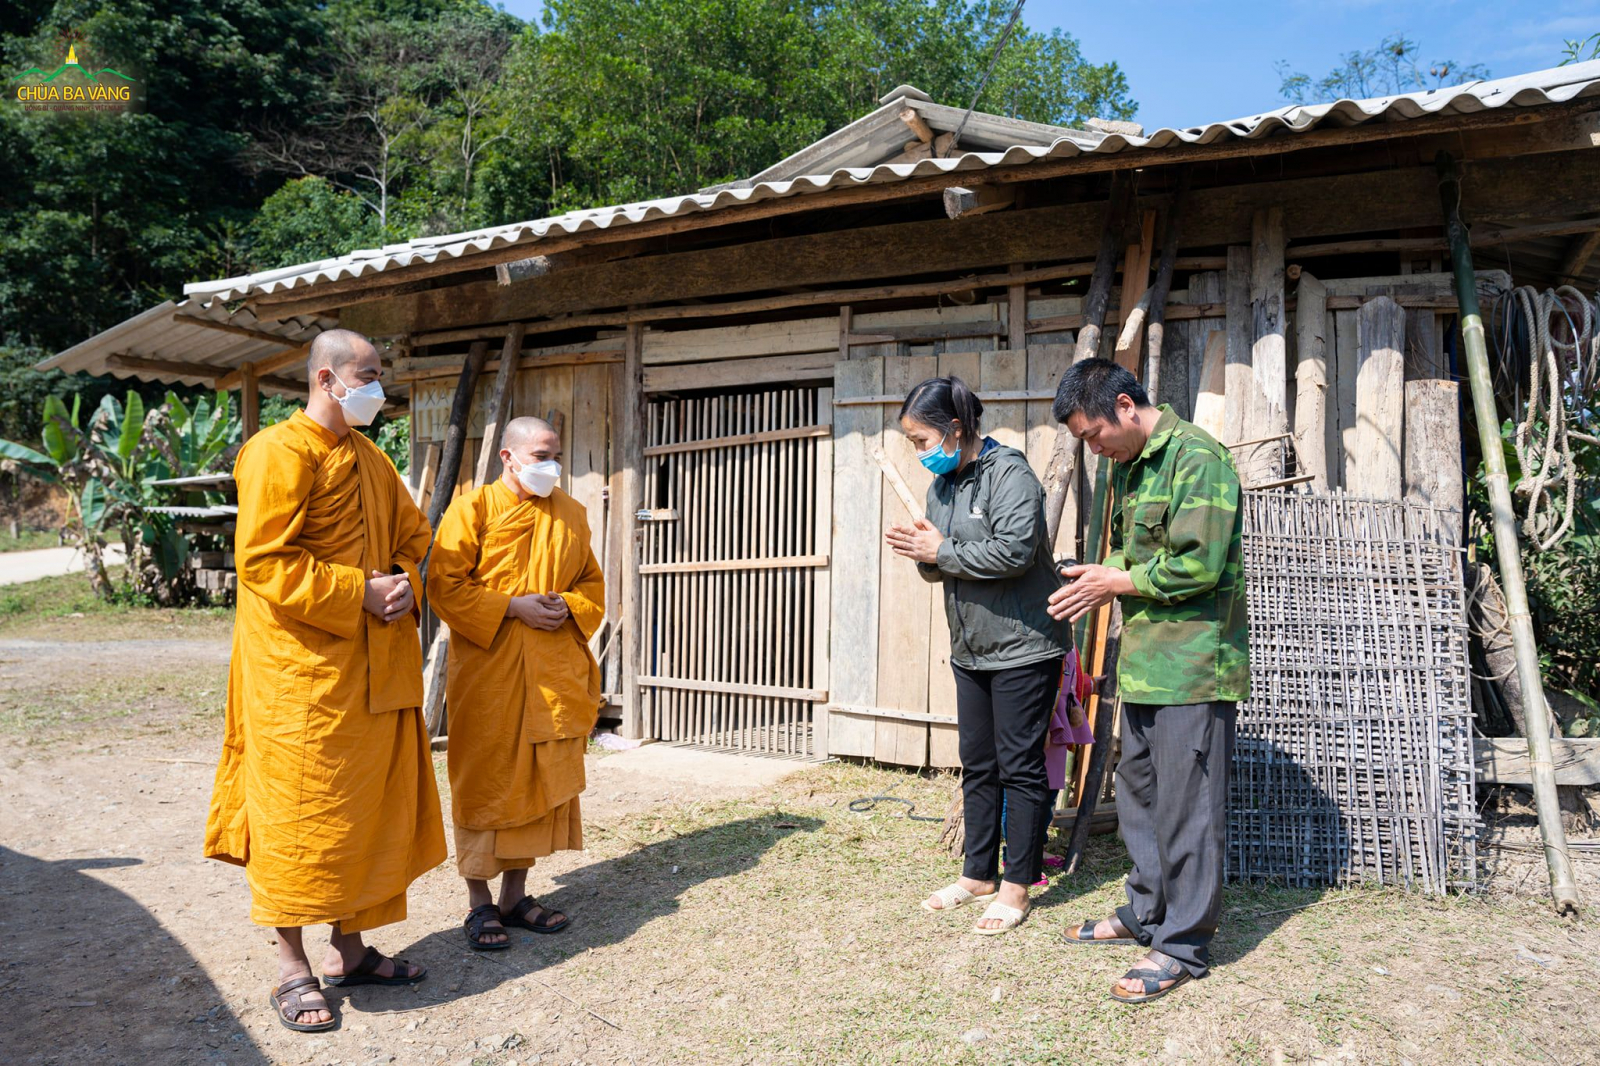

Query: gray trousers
1113 700 1237 978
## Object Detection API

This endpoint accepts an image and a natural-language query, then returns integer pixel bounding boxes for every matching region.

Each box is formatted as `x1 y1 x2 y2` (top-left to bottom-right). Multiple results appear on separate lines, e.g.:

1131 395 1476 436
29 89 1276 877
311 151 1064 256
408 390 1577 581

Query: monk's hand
364 571 413 622
1046 564 1132 623
884 517 943 564
509 593 566 631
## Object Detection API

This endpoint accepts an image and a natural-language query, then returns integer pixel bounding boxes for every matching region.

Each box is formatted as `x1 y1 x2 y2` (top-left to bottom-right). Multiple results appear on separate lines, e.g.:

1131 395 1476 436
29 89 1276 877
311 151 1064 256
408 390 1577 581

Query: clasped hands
1046 564 1132 623
884 517 944 564
508 592 570 631
363 570 415 623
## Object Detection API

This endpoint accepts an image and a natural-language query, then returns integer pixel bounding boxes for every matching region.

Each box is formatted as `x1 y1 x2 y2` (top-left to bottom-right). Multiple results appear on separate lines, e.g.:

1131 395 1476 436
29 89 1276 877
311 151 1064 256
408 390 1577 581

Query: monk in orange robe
205 329 446 1032
426 416 604 949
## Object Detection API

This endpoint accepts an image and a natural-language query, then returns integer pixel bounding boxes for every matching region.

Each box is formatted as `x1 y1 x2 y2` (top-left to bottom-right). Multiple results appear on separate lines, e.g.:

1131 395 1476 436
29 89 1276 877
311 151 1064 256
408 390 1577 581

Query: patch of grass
0 569 232 641
0 528 60 552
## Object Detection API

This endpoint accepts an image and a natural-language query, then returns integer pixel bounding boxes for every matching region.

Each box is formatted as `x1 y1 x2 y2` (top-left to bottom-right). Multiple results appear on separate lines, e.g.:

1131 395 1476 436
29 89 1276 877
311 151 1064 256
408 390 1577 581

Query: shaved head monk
426 416 605 949
206 329 446 1032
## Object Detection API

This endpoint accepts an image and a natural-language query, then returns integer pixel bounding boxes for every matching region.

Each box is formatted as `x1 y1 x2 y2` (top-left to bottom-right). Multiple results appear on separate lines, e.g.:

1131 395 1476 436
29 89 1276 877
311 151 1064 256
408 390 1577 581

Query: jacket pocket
1129 498 1169 563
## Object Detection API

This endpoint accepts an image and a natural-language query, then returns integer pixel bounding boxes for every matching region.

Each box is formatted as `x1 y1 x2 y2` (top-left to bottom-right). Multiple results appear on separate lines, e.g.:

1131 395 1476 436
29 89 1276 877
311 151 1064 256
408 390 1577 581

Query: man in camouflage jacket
1045 358 1248 1004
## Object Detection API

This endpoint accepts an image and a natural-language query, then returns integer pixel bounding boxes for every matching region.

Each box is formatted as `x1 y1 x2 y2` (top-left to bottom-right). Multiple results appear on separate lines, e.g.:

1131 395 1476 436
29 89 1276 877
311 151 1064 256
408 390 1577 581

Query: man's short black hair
1052 358 1151 424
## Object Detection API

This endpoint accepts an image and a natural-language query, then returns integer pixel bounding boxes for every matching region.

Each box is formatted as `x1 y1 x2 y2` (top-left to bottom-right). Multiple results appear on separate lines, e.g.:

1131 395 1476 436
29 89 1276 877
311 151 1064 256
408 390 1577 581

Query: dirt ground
2 583 1599 1066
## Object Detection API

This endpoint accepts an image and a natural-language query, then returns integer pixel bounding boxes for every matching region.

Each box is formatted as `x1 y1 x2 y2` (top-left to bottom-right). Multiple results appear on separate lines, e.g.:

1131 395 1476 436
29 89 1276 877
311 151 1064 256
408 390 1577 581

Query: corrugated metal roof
38 299 329 389
181 61 1600 308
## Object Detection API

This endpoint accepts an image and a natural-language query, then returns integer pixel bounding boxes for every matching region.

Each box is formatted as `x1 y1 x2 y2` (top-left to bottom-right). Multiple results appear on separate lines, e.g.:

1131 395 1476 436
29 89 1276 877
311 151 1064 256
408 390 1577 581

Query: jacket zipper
942 465 977 663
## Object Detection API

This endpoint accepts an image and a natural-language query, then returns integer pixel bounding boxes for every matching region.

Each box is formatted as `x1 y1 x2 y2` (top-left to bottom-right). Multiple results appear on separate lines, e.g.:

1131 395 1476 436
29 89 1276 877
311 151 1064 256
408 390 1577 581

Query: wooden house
44 61 1600 774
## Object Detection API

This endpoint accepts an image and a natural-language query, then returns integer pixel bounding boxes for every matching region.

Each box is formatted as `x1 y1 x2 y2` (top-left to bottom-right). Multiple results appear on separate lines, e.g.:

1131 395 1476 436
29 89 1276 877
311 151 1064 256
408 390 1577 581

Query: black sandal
1108 950 1193 1004
1065 916 1138 946
269 974 337 1032
323 946 427 987
464 902 511 951
502 894 570 935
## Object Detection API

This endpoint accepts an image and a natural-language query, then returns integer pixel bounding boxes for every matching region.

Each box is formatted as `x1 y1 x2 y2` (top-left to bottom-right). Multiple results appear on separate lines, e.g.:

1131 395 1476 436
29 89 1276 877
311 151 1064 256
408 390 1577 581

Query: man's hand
363 570 415 623
508 593 570 631
885 517 944 564
1047 564 1134 623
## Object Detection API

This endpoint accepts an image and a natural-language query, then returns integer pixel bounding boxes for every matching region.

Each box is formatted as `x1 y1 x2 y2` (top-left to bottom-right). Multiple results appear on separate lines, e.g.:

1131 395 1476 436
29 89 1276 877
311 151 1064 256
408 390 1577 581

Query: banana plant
159 390 238 482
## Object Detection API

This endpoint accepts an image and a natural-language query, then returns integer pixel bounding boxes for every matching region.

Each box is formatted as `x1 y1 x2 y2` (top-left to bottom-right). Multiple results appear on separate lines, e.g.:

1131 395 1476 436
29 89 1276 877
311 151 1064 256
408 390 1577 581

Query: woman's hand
1046 564 1134 623
885 517 944 564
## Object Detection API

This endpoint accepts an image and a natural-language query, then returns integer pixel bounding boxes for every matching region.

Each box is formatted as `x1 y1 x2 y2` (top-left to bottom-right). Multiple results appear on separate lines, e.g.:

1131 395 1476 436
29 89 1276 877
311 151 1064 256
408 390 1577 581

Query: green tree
247 176 381 270
1276 34 1489 105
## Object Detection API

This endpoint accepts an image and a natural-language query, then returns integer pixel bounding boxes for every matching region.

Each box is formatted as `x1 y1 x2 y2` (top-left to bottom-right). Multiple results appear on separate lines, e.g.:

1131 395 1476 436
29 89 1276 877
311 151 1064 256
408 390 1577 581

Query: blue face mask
917 432 961 475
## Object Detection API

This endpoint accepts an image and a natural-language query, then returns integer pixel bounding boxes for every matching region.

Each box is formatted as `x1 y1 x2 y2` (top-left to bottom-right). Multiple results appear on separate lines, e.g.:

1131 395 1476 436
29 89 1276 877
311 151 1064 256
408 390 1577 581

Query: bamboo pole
1437 152 1579 916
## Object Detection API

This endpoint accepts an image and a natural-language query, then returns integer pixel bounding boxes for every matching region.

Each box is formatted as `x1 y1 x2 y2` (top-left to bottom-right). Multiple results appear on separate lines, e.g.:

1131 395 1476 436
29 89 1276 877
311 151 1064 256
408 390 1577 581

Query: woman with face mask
884 375 1067 936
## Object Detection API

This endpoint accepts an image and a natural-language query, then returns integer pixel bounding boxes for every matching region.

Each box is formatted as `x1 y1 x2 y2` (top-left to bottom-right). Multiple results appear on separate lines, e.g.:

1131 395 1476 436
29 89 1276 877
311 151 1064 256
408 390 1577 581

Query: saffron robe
426 479 604 877
205 411 446 930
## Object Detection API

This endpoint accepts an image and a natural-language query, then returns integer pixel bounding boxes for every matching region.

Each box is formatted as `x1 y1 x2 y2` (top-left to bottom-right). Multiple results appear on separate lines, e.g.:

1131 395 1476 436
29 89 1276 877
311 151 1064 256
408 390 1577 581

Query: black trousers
953 657 1058 887
1114 700 1237 978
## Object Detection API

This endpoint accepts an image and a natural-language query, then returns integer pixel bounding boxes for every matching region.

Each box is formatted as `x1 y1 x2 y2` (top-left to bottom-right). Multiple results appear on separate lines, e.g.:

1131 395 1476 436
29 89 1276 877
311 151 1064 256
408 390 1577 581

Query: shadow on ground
341 811 825 1016
0 846 268 1066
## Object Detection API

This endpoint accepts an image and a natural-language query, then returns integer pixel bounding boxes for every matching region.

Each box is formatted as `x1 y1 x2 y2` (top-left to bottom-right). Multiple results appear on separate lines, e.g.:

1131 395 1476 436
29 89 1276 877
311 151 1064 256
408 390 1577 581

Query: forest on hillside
0 0 1137 441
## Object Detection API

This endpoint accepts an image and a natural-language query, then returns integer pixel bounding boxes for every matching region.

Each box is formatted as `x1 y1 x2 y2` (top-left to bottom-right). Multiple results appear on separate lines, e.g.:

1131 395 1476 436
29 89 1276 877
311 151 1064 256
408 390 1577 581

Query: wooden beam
1145 168 1191 404
473 323 527 486
495 255 556 286
1404 378 1463 534
899 106 935 144
349 146 1600 339
215 343 311 389
1475 737 1600 787
240 363 260 440
943 184 1017 219
272 101 1600 319
1557 229 1600 282
106 354 220 380
1287 216 1600 260
619 322 645 739
172 312 306 348
643 350 834 392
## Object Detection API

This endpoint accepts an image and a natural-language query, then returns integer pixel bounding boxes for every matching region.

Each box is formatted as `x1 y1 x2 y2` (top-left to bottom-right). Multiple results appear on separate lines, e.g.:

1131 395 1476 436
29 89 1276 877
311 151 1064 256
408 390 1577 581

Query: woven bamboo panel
1228 491 1478 893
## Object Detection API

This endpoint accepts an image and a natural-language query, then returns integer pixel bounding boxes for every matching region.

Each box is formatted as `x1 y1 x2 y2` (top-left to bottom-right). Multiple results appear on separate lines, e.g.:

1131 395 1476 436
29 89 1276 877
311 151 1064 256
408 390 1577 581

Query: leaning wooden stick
872 445 924 521
1064 603 1122 876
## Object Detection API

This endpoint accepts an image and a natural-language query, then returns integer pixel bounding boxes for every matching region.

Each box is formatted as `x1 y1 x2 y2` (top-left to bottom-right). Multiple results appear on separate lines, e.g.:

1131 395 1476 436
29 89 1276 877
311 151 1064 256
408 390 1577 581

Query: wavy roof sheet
181 61 1600 309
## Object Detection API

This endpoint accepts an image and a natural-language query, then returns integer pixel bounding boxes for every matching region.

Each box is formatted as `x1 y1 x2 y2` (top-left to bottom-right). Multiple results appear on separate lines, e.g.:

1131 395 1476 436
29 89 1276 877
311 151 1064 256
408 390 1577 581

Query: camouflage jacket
1103 405 1249 704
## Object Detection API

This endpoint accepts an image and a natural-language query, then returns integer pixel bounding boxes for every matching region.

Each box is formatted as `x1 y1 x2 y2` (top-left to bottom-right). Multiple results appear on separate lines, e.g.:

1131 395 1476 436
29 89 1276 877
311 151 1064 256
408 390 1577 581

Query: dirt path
3 622 1598 1066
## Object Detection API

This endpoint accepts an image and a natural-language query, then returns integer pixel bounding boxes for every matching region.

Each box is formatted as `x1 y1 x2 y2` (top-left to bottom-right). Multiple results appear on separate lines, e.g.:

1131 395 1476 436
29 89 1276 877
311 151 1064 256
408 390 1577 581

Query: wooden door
638 385 832 756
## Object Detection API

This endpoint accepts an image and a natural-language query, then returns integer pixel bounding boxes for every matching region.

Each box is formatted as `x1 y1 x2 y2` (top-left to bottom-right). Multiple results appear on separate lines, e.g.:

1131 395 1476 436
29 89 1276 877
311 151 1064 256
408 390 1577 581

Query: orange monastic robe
426 479 605 878
205 411 446 930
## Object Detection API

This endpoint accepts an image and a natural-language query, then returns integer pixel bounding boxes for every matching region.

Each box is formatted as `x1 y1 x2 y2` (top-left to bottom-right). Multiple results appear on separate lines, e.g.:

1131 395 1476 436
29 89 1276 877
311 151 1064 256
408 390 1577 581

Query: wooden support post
1292 272 1330 490
473 323 527 486
1007 264 1027 353
240 362 261 440
1352 296 1405 499
1403 378 1464 532
1042 174 1128 548
1223 246 1252 446
619 321 646 740
1439 151 1579 915
426 340 490 534
1145 169 1191 402
1249 207 1289 440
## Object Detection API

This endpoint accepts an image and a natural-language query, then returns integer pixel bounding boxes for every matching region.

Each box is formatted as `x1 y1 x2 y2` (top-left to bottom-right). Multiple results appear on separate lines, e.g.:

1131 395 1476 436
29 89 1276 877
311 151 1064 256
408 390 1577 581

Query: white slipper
921 883 998 913
972 901 1028 935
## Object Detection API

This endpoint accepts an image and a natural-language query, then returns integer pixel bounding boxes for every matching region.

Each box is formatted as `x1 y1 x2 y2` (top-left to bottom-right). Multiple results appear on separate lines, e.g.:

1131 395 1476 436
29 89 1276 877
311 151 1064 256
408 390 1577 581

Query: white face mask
331 372 385 427
515 458 561 498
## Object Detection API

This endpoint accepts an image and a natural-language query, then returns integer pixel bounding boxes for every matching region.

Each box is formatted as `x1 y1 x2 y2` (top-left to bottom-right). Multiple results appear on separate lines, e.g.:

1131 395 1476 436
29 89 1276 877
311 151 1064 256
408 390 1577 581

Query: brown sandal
502 894 570 934
323 946 426 987
269 974 337 1032
1065 916 1138 946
